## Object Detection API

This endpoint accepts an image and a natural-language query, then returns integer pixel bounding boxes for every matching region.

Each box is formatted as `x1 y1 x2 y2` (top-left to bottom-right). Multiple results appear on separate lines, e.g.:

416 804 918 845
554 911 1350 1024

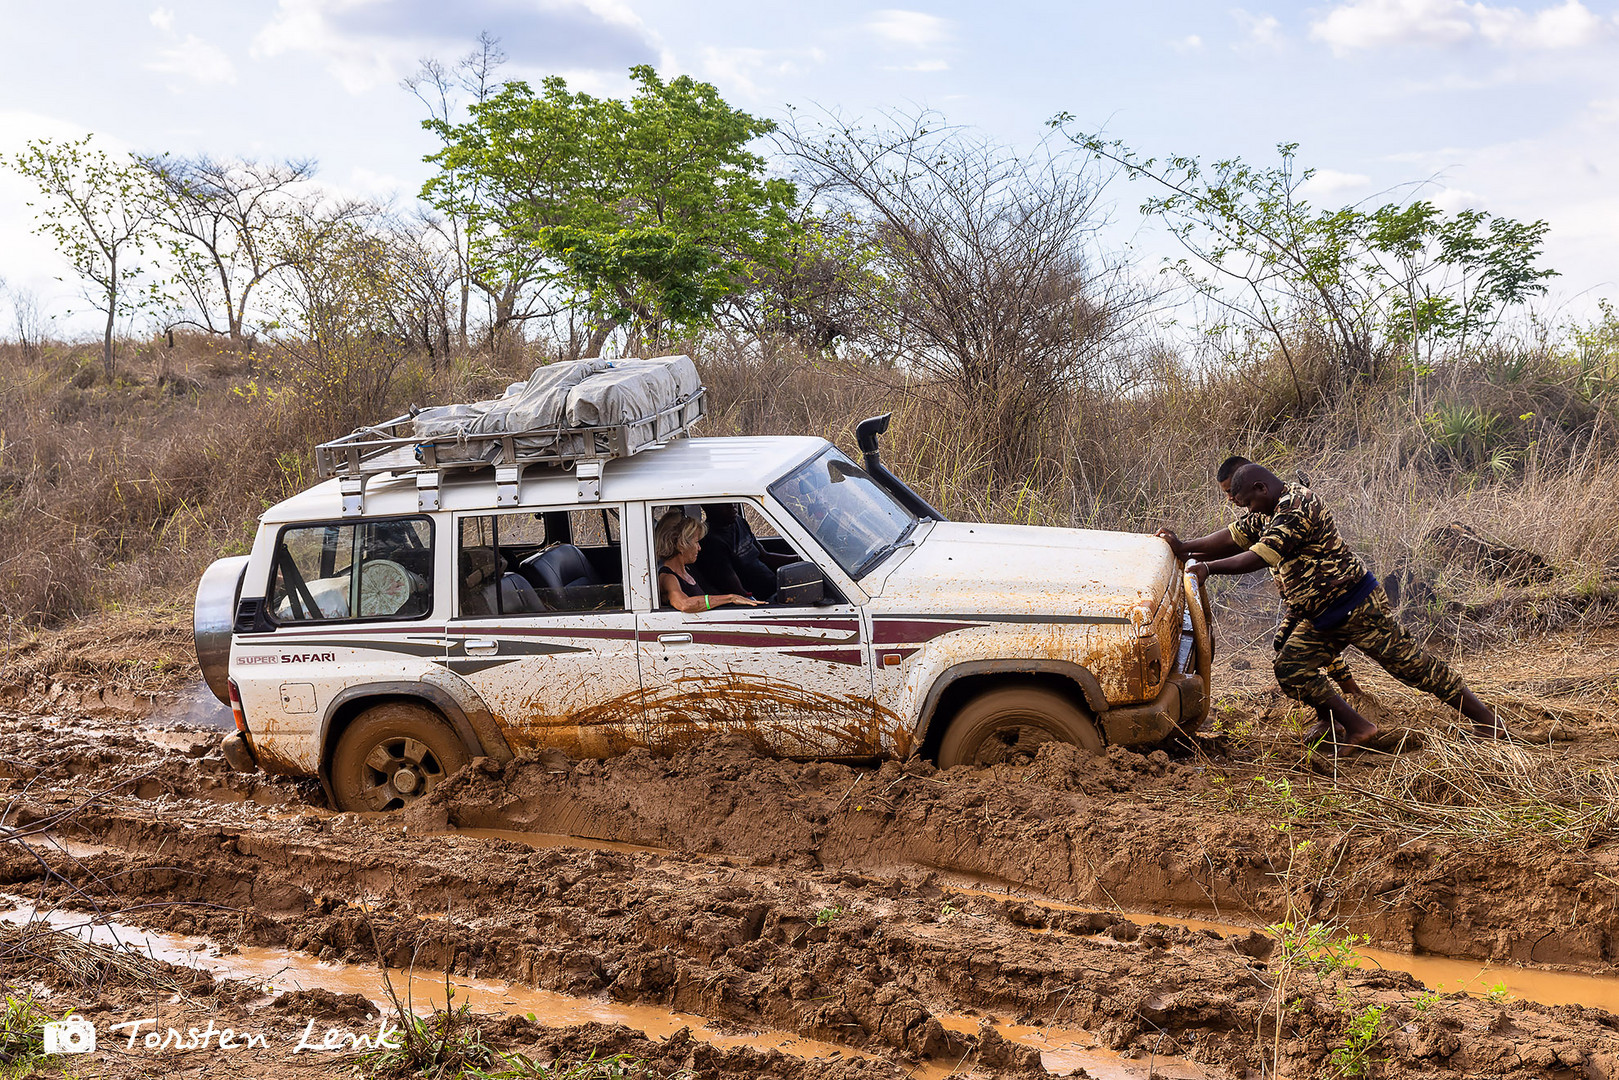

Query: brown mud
6 621 1619 1077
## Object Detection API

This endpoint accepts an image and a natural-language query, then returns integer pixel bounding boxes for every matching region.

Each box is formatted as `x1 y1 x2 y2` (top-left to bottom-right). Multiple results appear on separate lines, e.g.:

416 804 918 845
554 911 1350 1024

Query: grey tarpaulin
409 356 699 462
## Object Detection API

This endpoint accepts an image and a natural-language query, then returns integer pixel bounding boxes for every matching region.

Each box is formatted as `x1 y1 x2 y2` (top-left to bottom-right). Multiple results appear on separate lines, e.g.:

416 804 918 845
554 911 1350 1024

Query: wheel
330 703 470 812
936 686 1103 768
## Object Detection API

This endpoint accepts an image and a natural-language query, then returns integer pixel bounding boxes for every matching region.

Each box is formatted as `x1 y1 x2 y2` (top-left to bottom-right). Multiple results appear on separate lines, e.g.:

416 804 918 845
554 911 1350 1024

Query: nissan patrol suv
195 357 1211 812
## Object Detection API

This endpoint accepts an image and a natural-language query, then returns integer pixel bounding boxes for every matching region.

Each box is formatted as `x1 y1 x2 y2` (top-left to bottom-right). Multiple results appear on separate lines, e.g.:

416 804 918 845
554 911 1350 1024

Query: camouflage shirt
1228 484 1367 618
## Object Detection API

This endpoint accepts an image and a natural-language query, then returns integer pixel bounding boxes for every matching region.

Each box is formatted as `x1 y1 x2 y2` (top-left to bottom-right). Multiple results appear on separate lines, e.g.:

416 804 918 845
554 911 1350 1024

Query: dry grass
1191 736 1619 847
0 328 1615 650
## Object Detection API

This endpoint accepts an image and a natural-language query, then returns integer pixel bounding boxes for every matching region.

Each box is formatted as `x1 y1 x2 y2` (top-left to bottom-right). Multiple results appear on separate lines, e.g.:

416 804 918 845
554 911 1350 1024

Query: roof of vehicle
262 435 833 523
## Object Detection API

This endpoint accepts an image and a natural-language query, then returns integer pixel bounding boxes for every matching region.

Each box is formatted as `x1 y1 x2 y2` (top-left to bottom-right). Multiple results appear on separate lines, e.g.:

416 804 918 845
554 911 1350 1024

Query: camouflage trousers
1275 586 1467 709
1275 626 1355 687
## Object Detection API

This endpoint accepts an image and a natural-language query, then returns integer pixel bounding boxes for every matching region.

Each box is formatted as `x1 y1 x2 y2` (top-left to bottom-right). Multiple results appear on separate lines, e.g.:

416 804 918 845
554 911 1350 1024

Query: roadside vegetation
1 45 1616 660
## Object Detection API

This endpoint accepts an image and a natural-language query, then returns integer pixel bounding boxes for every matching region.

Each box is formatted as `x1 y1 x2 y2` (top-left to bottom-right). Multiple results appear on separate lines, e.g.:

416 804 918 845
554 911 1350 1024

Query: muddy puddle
941 880 1619 1011
142 678 234 730
0 898 1204 1078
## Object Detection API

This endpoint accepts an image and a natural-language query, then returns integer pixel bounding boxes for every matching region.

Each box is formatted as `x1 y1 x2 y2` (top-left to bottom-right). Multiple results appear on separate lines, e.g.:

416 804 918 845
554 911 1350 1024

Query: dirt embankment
6 694 1619 1080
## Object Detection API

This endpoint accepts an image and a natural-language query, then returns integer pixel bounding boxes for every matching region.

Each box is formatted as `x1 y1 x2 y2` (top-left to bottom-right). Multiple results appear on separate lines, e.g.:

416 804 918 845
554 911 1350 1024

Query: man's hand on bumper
1155 528 1187 560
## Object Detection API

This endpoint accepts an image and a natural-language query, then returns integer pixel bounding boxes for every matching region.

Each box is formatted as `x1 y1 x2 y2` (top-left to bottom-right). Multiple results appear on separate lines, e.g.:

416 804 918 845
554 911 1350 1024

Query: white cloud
146 8 237 86
866 9 951 49
1170 34 1205 53
1430 184 1485 210
1299 168 1372 200
698 45 828 98
147 35 238 86
863 8 952 73
346 166 407 199
1475 0 1608 47
1233 9 1285 49
1310 0 1617 54
252 0 658 95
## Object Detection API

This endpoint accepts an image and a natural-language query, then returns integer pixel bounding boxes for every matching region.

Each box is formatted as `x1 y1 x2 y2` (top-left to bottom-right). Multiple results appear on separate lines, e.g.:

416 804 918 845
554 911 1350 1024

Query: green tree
1050 127 1557 405
4 135 164 381
420 64 797 354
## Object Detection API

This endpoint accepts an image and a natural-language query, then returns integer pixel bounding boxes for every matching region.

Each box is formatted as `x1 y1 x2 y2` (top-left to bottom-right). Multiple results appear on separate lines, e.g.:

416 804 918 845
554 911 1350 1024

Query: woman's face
678 532 701 562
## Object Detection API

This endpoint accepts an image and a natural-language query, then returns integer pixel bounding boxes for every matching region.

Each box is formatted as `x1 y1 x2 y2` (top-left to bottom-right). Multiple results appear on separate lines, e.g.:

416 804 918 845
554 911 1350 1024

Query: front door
449 506 642 756
636 500 879 756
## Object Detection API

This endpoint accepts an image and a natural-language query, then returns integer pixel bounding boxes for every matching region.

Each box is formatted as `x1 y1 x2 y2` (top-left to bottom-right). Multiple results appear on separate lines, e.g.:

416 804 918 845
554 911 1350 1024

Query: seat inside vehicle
522 544 602 590
485 572 544 615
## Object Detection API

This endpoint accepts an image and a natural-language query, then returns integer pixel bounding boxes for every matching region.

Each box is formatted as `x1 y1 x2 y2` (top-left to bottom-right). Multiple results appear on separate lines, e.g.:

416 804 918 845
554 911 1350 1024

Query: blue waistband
1310 572 1378 631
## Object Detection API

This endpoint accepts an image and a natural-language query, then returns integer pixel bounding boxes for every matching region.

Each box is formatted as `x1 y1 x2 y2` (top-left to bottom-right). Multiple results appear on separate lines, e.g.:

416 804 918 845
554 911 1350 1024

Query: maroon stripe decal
709 618 861 632
871 619 983 645
240 625 444 639
782 648 866 666
674 631 814 649
449 625 638 642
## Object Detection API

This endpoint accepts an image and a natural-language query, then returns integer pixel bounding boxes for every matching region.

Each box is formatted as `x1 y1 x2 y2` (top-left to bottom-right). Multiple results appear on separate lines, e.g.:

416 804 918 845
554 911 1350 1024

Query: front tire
937 686 1103 768
331 703 470 812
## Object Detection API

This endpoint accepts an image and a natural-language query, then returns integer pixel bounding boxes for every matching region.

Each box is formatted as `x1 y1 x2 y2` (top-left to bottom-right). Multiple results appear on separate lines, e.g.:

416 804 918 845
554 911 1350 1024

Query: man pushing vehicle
1158 462 1507 750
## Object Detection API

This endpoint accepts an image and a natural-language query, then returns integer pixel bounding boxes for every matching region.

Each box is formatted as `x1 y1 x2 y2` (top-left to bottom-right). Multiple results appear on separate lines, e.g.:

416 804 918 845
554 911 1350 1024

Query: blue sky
2 0 1617 334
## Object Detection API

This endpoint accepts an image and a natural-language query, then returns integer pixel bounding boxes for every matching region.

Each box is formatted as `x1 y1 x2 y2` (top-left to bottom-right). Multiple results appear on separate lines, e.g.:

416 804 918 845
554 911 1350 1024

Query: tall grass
0 329 1614 643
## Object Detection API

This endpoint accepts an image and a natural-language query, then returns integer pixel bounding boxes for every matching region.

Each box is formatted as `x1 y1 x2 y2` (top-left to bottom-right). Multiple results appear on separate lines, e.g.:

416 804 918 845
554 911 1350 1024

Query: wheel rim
966 720 1064 767
354 736 447 811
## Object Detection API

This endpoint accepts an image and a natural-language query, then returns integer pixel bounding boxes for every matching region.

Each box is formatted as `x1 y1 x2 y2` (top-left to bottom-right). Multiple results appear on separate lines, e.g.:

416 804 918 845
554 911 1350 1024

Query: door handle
657 633 692 645
464 638 499 655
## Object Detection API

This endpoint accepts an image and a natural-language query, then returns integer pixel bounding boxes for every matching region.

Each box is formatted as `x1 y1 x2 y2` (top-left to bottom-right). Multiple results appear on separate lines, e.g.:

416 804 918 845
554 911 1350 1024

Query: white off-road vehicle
195 357 1212 812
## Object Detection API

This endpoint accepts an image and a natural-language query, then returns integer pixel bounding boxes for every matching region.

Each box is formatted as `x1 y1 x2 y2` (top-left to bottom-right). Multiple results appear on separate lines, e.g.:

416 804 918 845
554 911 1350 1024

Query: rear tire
331 703 470 812
937 686 1103 768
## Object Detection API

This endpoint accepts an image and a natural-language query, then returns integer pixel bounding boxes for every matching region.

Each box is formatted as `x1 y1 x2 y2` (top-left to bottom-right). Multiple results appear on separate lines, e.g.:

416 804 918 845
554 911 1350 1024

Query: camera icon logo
43 1017 96 1054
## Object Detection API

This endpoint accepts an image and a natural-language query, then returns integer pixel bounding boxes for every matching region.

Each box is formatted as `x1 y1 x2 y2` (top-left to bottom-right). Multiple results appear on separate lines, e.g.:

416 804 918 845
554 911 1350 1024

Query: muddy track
7 707 1619 1078
407 736 1619 972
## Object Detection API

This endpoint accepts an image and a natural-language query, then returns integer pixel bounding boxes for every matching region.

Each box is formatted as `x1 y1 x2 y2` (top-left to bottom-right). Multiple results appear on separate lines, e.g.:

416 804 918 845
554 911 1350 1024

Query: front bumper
1100 672 1206 745
1100 568 1212 746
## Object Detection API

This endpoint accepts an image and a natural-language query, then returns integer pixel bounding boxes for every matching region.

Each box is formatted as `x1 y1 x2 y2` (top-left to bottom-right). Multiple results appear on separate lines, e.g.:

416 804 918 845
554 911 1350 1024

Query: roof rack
314 388 706 515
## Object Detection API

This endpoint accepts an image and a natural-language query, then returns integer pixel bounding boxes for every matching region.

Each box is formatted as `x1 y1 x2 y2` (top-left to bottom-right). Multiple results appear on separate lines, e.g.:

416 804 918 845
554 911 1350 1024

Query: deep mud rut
6 624 1619 1078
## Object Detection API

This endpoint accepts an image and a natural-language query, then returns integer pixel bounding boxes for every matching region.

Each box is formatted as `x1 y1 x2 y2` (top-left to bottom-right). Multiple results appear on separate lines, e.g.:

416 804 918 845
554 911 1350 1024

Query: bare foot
1302 717 1342 747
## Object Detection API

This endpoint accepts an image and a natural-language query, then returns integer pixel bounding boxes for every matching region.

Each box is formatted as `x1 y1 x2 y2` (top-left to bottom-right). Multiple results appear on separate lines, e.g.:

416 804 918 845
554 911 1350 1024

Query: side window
651 501 840 608
271 518 433 622
458 508 625 618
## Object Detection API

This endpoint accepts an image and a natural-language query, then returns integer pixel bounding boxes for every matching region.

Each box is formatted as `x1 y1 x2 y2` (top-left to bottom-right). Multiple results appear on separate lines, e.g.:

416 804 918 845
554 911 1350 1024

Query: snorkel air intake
854 414 947 522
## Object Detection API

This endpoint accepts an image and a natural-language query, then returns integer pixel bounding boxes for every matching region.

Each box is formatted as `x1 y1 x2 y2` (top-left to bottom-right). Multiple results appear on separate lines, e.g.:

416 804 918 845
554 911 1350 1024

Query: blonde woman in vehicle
654 510 763 613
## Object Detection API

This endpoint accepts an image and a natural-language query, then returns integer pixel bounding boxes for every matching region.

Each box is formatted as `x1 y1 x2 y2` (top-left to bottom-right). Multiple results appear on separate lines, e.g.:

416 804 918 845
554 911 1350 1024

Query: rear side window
458 508 625 618
270 518 433 622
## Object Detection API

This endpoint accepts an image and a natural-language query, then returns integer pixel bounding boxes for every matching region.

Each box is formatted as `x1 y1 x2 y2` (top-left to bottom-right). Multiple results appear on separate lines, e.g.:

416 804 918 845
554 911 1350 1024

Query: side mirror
775 560 824 606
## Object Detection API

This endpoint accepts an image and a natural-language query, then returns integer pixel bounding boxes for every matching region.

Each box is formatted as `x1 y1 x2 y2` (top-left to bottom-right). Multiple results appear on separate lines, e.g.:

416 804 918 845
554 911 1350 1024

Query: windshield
769 448 917 578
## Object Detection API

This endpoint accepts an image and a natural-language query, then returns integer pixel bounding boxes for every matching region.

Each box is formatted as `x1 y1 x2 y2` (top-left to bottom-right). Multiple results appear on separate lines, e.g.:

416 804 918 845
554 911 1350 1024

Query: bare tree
9 282 47 363
782 111 1150 475
269 211 410 432
386 211 460 365
140 154 319 344
405 32 506 352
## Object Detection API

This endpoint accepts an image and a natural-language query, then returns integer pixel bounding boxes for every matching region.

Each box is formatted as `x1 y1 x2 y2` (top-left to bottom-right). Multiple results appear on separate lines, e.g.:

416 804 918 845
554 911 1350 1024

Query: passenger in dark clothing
697 503 789 600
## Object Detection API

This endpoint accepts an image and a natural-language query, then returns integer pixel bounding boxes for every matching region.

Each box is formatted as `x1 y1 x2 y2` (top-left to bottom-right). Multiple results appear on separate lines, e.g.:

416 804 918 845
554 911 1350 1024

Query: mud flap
221 732 259 773
1171 673 1206 725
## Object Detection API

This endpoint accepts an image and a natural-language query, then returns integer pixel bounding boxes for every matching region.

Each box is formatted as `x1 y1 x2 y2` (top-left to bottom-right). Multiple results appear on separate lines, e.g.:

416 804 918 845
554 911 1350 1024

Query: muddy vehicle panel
197 388 1211 811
